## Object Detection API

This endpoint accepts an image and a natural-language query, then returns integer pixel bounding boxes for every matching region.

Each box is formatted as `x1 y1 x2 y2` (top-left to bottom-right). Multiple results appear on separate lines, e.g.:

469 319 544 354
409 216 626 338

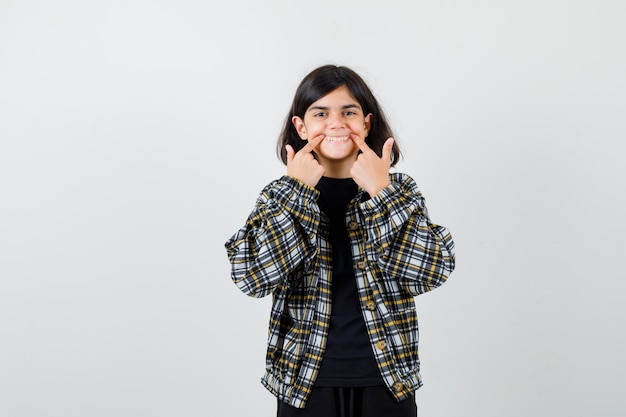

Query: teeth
325 136 349 142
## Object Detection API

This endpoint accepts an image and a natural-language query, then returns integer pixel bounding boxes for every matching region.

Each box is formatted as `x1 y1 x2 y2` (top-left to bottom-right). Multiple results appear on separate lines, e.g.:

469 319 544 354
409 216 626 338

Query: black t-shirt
314 177 383 387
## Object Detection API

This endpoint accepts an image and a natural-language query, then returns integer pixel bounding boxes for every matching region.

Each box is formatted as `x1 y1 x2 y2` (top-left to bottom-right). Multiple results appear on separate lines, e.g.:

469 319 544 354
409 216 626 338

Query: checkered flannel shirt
225 173 455 409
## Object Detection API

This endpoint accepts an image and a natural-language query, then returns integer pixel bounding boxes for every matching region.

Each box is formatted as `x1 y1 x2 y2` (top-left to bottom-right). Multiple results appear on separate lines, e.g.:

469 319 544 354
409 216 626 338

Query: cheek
307 122 324 133
352 121 368 134
301 122 315 136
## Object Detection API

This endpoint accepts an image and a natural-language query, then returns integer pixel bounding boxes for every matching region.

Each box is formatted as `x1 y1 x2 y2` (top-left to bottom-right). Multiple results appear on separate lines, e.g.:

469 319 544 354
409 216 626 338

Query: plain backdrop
1 1 625 416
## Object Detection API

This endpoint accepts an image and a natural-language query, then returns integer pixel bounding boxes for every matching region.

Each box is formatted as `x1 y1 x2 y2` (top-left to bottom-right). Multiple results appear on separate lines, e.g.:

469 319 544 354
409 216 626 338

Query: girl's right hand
285 135 326 188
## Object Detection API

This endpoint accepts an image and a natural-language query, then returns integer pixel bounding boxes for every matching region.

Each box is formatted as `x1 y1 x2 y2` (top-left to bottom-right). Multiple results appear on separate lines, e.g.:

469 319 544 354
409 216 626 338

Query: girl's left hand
350 136 394 196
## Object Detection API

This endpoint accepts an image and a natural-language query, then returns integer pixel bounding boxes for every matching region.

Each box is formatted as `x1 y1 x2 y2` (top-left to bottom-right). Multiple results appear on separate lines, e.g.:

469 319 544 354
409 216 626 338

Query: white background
1 1 625 416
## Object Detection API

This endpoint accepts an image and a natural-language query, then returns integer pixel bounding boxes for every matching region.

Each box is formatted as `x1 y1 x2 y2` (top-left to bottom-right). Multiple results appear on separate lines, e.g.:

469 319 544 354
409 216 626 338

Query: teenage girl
225 65 455 417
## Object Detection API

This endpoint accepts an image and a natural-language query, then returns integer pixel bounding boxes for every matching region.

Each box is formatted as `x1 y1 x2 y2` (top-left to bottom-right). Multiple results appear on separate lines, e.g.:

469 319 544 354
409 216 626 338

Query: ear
292 116 307 140
364 113 373 137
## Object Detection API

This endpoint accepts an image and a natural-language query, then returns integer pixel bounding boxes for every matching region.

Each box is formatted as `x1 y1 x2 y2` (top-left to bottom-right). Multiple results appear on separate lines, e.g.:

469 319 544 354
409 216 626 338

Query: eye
314 111 327 117
344 110 357 116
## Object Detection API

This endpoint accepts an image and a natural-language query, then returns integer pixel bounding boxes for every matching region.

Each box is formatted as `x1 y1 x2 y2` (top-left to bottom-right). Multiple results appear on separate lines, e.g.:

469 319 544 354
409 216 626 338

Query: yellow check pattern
225 173 455 409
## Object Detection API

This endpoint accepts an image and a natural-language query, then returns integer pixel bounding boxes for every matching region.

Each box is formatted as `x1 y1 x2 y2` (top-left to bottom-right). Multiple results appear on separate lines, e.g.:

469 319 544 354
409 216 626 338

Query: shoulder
257 175 319 202
389 172 421 194
261 175 317 193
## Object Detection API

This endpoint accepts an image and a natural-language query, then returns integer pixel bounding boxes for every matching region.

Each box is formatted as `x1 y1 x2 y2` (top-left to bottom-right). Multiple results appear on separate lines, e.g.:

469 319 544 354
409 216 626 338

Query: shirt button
392 382 404 392
348 221 359 230
356 260 366 269
376 340 387 350
365 300 376 311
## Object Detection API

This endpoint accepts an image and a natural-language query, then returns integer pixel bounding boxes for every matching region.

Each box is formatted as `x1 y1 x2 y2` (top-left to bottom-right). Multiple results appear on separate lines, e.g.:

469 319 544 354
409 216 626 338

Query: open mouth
325 136 350 142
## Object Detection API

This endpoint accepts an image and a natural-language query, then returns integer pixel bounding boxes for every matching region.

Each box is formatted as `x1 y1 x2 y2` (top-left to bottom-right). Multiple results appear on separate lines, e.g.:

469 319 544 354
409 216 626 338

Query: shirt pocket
269 281 315 384
387 307 420 373
271 313 310 385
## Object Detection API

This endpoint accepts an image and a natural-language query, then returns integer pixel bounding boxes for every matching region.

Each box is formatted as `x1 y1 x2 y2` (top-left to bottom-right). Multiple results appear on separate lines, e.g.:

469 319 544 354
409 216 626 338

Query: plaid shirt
225 173 455 409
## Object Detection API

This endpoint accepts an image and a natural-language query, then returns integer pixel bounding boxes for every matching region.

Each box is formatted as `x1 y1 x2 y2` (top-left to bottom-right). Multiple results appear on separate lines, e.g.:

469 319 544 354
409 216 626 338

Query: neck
322 163 352 179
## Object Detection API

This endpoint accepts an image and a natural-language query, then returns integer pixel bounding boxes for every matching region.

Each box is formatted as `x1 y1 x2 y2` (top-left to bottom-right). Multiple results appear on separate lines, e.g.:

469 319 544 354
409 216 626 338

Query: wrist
368 180 391 196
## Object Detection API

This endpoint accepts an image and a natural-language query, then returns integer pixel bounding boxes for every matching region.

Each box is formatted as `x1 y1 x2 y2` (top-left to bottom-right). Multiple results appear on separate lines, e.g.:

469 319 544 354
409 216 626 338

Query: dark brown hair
276 65 401 165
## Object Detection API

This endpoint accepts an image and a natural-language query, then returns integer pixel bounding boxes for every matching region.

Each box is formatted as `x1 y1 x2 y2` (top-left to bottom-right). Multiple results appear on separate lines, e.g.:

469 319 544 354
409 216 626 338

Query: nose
327 111 346 128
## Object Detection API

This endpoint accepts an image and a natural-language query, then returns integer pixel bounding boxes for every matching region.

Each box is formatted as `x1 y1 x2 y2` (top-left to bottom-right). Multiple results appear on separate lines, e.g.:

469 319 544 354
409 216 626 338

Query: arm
225 176 321 298
360 173 455 296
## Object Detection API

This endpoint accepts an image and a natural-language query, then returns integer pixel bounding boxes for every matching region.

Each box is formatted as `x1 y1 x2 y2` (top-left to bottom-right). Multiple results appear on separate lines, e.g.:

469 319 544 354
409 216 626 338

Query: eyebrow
308 104 361 112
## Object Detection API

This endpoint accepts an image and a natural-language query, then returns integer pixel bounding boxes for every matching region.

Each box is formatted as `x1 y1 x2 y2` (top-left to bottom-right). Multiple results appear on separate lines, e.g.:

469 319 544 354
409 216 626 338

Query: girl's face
292 85 372 176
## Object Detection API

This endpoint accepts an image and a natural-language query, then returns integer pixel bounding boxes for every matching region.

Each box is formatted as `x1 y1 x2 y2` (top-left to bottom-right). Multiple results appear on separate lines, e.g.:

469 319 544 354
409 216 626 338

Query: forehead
307 85 361 109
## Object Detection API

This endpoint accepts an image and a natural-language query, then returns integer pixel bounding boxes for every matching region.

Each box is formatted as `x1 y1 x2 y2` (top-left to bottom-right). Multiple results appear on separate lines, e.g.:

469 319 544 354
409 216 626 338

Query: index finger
299 134 325 154
350 134 373 153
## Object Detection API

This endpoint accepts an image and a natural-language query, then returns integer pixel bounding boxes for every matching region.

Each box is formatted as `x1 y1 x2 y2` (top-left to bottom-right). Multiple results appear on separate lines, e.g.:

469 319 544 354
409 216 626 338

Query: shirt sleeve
225 175 321 298
359 173 455 296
